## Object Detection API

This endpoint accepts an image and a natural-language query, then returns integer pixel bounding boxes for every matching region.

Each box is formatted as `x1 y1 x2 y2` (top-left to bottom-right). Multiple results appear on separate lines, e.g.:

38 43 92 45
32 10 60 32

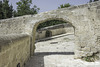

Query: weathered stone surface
0 34 30 67
0 1 100 67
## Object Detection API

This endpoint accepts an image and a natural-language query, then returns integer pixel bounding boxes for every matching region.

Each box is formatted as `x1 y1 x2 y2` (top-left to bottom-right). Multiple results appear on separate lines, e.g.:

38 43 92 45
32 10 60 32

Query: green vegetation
0 1 3 19
0 0 13 19
94 0 99 1
89 0 99 2
82 53 99 62
14 0 40 17
37 20 67 29
58 3 71 9
0 0 40 19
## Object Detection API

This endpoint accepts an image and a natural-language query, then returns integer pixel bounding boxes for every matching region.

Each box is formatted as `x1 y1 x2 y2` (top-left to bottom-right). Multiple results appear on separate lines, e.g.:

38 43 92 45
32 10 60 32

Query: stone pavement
25 34 100 67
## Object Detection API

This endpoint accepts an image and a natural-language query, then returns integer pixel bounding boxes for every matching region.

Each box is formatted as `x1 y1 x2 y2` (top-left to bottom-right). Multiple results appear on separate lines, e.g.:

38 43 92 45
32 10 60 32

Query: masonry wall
36 31 46 40
36 27 74 40
0 15 32 35
36 23 74 40
0 34 30 67
50 28 66 36
0 2 100 66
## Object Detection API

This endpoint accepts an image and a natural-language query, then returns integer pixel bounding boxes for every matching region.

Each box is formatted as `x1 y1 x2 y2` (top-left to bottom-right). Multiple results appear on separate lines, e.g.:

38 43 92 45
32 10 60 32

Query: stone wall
0 15 31 35
35 23 74 40
36 27 74 40
0 34 30 67
36 31 46 40
0 1 100 67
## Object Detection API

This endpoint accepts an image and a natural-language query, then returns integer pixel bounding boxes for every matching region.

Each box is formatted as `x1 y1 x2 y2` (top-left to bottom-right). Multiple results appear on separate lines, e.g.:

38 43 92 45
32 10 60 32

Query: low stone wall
64 27 74 34
0 34 30 67
36 27 74 40
35 23 74 40
36 31 46 40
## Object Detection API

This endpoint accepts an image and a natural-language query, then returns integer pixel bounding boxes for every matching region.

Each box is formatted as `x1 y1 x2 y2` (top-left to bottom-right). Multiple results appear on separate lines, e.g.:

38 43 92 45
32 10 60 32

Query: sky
9 0 90 13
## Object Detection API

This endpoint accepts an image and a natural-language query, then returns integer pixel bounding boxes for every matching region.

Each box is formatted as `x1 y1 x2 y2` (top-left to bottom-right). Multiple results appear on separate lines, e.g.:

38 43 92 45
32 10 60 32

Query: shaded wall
0 34 30 67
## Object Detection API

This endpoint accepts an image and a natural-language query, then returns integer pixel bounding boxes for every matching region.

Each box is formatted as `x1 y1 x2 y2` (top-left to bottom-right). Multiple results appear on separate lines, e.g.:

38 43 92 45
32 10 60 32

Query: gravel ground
25 34 100 67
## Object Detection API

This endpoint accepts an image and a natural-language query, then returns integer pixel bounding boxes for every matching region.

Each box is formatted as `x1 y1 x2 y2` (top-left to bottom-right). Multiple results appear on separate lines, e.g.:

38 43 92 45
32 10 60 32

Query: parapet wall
0 15 31 34
0 34 30 67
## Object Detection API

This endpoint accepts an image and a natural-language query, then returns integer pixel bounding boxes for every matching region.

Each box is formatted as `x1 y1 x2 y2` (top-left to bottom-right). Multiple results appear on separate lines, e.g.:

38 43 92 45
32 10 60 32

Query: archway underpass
25 19 97 67
25 34 75 67
25 20 75 67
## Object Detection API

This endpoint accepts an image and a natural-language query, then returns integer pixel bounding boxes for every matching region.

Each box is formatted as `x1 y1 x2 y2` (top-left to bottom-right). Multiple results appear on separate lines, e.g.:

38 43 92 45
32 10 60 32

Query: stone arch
0 2 100 66
31 17 76 55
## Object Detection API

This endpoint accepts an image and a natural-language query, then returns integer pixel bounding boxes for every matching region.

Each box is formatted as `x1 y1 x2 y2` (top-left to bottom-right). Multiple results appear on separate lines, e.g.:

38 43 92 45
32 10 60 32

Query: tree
2 0 8 19
8 4 13 18
16 0 31 16
13 10 18 17
16 0 40 16
94 0 99 1
30 5 40 14
37 20 67 29
0 1 3 19
1 0 13 19
0 0 40 19
58 3 71 9
89 0 99 2
89 0 92 2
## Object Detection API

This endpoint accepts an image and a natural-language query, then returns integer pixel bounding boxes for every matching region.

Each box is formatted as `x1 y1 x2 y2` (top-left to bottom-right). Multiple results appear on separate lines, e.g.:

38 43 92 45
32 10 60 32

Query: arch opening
35 19 75 41
30 18 76 66
30 18 76 57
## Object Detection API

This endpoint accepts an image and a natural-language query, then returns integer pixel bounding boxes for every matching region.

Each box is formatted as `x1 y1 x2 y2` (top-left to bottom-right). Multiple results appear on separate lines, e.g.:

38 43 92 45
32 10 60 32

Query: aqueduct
0 1 100 67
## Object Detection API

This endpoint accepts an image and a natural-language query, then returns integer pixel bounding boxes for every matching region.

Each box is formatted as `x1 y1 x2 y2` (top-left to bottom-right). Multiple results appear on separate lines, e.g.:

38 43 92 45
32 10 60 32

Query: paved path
25 34 100 67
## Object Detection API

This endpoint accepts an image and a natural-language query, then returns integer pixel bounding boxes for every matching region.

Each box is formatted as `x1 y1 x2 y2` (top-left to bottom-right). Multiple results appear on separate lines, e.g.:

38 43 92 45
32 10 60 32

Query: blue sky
9 0 90 13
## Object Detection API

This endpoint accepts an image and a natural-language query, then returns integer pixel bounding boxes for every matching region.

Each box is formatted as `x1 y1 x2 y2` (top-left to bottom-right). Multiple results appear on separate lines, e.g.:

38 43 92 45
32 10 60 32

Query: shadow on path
25 52 74 67
35 52 74 55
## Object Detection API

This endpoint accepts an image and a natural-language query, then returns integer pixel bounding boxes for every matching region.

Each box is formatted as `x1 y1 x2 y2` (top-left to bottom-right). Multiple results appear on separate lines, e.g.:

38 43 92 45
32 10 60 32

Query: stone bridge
0 1 100 67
